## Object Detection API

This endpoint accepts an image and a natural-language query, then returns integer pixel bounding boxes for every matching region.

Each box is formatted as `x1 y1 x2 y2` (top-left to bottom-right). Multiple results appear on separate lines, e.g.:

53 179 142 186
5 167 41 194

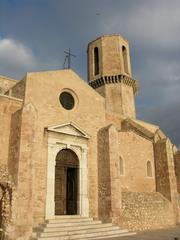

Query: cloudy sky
0 0 180 147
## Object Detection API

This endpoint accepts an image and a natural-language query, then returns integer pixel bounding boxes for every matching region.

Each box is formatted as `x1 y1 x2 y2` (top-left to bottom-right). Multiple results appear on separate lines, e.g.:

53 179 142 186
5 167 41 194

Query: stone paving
105 227 180 240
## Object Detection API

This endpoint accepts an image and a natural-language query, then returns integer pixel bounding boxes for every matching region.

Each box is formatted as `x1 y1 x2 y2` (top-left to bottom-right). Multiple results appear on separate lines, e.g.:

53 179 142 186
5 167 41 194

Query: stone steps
37 225 121 237
41 220 102 228
33 215 136 240
45 217 94 224
41 223 114 232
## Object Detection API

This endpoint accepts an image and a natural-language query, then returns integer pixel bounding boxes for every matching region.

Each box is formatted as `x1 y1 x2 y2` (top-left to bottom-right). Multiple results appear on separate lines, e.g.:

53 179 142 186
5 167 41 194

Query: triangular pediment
46 122 90 139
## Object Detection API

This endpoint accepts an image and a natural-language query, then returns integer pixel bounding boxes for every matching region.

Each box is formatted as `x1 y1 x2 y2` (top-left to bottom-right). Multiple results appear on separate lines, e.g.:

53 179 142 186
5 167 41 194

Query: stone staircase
33 215 136 240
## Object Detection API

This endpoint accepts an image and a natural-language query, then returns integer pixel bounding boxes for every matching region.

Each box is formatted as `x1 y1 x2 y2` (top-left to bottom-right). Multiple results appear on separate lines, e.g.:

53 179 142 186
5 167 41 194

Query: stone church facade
0 34 180 239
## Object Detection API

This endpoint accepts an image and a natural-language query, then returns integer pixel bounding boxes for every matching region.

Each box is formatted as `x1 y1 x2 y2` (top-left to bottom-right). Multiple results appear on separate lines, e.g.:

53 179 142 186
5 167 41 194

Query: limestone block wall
8 102 37 240
104 84 124 115
118 131 156 192
178 193 180 222
0 95 22 166
87 37 102 81
108 125 122 224
174 151 180 193
94 83 135 118
0 175 14 240
121 83 136 118
15 70 106 230
120 191 175 231
0 76 17 94
97 126 112 222
97 125 121 224
8 109 22 185
10 78 26 99
100 35 125 76
154 140 171 200
154 139 178 223
154 139 178 201
105 112 122 128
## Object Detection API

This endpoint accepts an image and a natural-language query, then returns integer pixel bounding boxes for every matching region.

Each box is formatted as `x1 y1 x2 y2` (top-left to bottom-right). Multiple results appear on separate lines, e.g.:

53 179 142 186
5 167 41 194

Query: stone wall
121 83 136 118
0 76 17 94
178 194 180 223
154 139 171 200
0 95 22 166
0 165 14 240
14 102 37 240
154 139 179 222
93 82 136 118
105 112 123 129
9 70 106 239
120 191 175 231
174 151 180 193
154 139 178 201
97 126 112 222
10 78 26 99
97 125 122 224
8 110 22 185
118 131 156 192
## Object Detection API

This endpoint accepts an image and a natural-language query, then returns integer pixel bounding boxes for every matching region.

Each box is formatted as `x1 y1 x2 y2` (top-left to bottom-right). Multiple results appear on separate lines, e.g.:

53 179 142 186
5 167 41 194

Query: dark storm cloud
142 100 180 148
0 0 179 147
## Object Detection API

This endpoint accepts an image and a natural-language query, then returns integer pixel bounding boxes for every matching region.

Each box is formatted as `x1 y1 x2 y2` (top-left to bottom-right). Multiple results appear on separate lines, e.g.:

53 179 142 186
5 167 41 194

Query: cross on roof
63 48 76 69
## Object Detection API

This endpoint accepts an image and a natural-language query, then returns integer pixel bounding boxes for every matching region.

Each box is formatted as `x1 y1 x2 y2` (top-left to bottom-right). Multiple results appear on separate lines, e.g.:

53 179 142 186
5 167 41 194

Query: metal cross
63 48 76 69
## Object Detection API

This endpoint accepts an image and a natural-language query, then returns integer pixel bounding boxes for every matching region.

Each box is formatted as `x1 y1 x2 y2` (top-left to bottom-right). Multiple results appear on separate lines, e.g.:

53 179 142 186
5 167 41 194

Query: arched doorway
55 149 79 215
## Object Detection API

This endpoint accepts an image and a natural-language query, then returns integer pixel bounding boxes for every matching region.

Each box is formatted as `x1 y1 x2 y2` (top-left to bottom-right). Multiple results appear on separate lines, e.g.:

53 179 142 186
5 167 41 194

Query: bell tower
87 34 138 118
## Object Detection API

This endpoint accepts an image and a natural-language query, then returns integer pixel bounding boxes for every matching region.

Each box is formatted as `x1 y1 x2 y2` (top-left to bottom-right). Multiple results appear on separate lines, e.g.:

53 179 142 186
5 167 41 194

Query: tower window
119 156 125 175
94 47 99 75
122 46 128 74
147 161 152 177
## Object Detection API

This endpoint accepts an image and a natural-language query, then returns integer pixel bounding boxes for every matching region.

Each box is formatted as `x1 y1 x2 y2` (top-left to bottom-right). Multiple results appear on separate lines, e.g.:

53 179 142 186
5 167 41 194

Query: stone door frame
45 122 90 219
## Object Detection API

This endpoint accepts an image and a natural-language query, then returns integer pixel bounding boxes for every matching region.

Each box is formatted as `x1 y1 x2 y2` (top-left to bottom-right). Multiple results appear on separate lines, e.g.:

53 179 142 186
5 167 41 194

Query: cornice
88 74 139 94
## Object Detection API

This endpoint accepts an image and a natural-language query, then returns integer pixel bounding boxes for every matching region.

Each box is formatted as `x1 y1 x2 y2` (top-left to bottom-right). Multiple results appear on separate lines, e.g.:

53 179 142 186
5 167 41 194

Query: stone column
174 151 180 193
108 125 122 223
80 148 89 217
45 144 58 219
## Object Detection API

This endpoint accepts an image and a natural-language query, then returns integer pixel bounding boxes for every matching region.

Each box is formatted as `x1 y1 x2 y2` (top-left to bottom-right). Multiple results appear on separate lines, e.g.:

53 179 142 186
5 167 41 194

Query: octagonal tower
87 34 138 118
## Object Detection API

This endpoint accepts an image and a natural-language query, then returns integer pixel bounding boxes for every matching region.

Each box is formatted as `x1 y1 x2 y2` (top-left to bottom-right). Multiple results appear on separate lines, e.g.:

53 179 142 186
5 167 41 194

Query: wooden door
55 166 66 215
66 168 77 215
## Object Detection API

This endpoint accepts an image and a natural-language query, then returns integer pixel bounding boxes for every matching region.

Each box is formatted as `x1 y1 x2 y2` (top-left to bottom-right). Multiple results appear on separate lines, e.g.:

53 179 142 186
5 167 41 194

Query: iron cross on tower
63 48 76 69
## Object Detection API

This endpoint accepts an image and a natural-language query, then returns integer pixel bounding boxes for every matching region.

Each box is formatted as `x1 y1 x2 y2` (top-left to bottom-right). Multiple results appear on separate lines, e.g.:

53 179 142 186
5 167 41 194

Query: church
0 34 180 240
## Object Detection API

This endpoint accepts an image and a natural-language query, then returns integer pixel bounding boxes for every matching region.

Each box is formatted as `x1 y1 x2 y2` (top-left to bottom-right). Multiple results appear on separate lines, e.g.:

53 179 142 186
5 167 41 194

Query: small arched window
119 156 124 175
94 47 99 75
122 46 128 74
147 161 152 177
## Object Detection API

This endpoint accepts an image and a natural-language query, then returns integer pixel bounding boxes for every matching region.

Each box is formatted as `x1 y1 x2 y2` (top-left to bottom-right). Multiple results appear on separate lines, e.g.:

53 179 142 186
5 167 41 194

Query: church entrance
55 149 79 215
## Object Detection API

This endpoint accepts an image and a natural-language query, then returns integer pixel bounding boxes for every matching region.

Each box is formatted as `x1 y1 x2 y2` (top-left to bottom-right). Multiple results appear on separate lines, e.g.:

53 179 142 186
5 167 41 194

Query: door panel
55 166 66 215
66 168 77 215
55 149 79 215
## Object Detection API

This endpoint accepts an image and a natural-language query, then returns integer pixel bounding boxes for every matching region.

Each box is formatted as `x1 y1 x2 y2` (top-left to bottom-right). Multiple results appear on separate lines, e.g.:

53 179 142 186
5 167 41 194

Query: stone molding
89 74 139 94
0 93 23 102
45 122 89 219
46 122 90 139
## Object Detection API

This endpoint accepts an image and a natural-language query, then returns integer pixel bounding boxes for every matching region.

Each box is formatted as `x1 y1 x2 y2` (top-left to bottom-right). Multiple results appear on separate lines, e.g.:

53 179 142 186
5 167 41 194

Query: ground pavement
105 227 180 240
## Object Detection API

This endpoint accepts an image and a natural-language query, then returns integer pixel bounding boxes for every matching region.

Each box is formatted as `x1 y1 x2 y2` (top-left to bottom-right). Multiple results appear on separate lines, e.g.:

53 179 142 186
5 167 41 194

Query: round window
59 91 75 110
